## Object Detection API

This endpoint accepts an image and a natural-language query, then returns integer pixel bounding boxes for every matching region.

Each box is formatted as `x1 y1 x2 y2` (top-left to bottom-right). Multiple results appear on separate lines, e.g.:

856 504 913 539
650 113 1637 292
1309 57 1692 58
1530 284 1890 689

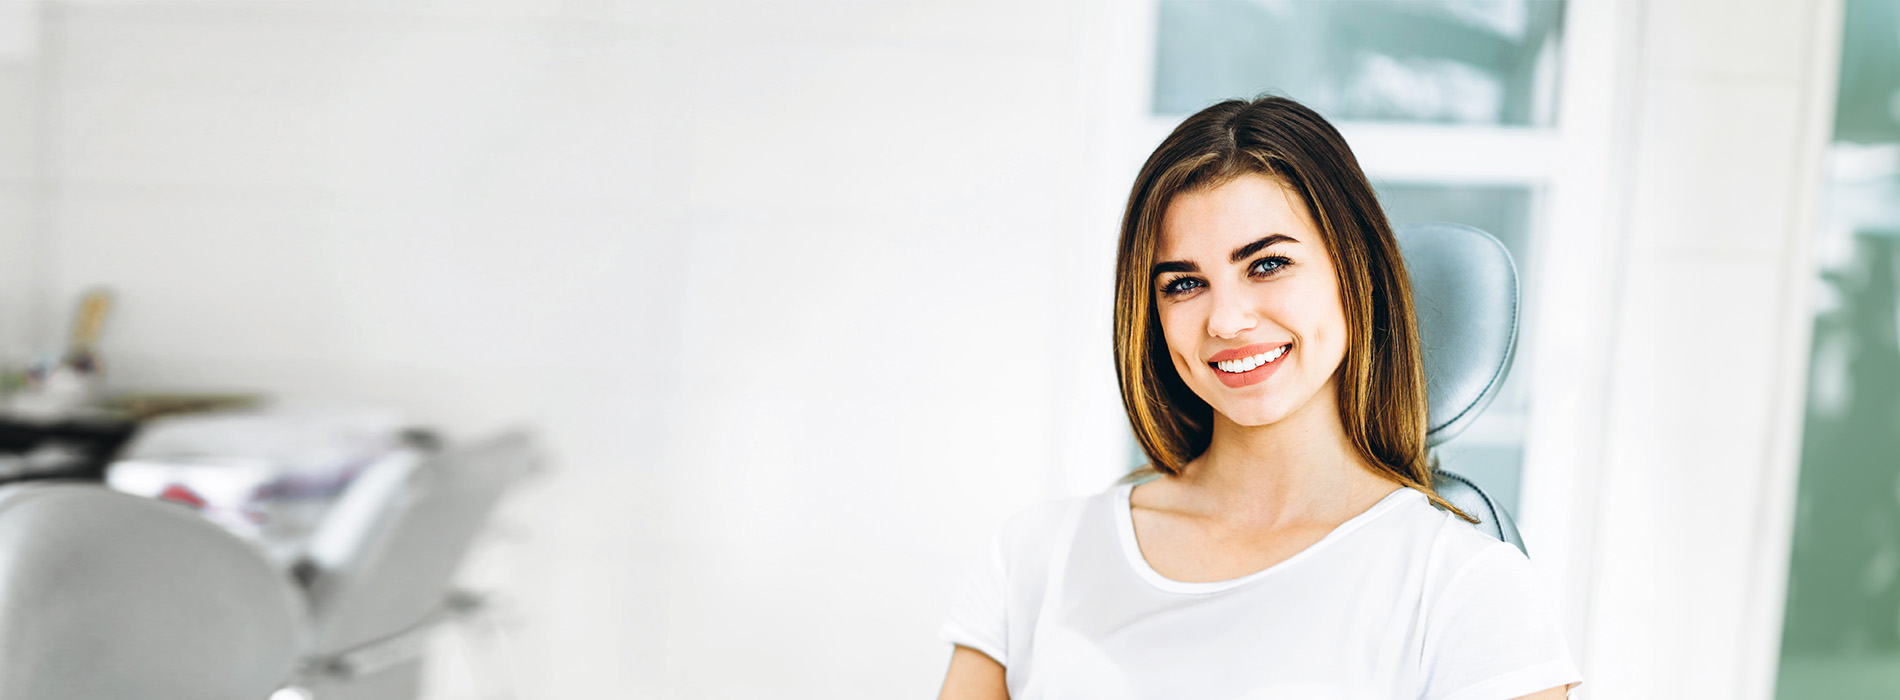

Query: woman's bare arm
938 644 1569 700
936 645 1007 700
1514 685 1572 700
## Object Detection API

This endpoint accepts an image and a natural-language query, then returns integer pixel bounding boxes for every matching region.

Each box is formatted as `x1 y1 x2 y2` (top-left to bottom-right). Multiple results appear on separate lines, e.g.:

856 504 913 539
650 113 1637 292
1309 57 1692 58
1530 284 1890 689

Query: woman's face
1151 172 1349 428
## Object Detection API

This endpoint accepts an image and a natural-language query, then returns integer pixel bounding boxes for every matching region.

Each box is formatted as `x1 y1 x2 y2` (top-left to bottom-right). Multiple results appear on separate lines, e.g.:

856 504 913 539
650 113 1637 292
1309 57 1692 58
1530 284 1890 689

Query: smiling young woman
935 97 1580 700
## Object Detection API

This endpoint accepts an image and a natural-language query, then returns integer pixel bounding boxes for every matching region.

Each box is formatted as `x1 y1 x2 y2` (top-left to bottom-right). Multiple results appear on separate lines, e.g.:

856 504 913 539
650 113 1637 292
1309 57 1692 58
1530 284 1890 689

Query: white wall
1566 1 1842 698
0 0 39 362
25 0 1130 697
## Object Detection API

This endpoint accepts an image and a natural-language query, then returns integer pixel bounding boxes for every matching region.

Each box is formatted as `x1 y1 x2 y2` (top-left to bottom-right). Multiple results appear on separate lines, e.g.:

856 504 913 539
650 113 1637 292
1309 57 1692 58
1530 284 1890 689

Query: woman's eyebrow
1150 234 1299 280
1230 234 1298 263
1150 260 1198 280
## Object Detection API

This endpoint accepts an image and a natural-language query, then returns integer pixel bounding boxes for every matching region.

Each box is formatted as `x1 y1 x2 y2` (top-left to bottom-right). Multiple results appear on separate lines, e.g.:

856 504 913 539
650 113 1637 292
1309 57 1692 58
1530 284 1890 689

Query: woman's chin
1210 402 1294 428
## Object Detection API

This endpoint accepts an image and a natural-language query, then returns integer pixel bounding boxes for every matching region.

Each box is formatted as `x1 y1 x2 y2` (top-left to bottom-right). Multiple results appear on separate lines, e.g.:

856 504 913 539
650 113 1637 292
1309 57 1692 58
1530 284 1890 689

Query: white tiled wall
0 1 33 60
22 0 1127 697
0 50 36 362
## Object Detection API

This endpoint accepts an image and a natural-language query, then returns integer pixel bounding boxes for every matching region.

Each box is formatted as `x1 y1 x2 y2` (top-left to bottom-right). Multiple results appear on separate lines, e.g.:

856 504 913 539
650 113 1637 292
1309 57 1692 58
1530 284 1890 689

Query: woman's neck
1167 383 1398 528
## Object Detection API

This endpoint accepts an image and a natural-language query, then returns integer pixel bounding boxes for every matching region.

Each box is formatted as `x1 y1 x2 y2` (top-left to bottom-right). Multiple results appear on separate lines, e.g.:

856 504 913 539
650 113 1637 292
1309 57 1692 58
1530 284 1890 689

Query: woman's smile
1207 342 1291 388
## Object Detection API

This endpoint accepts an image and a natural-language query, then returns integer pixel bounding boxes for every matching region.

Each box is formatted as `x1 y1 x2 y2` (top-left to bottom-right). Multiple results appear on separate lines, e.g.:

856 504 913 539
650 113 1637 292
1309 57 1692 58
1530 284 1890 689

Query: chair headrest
0 482 305 700
302 429 542 653
1395 222 1521 446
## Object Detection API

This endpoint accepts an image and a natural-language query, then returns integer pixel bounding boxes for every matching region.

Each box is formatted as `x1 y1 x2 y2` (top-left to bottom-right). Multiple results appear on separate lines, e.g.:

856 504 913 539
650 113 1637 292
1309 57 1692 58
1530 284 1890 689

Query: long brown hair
1112 96 1474 522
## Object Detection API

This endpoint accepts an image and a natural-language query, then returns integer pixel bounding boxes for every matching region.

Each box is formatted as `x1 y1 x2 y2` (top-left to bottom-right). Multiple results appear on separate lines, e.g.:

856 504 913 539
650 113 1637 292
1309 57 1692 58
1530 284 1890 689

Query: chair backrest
0 482 305 700
300 429 541 655
1395 222 1526 552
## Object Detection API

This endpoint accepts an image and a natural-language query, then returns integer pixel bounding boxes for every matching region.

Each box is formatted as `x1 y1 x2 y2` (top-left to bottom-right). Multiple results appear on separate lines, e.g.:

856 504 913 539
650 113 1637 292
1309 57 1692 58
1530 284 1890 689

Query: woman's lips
1207 342 1288 363
1208 342 1290 388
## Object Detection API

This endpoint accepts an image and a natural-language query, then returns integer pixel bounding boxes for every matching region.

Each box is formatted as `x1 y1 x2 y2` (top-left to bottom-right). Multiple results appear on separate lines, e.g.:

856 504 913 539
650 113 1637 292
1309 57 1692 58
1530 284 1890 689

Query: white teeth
1213 345 1289 373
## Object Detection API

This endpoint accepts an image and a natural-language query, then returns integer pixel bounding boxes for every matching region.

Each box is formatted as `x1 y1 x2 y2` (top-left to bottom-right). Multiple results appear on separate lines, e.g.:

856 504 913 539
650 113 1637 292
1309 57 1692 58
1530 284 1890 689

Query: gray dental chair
1397 222 1526 554
288 429 542 699
0 482 305 700
0 429 541 700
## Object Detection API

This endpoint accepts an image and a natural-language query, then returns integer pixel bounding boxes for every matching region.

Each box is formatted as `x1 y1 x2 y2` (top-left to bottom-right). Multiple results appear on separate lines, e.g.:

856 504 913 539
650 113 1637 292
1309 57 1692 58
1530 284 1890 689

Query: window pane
1777 2 1900 697
1153 0 1566 126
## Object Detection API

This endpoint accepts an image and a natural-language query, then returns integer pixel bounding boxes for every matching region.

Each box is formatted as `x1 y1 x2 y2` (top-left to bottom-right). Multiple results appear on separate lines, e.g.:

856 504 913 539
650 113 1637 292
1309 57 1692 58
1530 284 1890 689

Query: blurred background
0 0 1892 699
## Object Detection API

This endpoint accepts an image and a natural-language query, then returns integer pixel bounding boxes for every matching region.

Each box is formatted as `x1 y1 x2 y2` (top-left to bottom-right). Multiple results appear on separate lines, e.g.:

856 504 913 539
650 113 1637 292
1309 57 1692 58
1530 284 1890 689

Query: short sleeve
1421 541 1582 700
937 527 1009 667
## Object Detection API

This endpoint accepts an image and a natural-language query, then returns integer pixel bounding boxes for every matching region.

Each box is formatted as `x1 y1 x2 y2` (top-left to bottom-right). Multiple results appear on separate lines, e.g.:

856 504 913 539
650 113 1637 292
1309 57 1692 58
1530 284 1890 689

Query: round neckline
1114 482 1423 595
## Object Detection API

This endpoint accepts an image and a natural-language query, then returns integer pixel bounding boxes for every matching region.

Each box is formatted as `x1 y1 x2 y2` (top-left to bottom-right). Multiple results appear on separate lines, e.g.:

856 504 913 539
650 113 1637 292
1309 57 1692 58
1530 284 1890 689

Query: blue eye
1158 277 1203 297
1251 256 1292 277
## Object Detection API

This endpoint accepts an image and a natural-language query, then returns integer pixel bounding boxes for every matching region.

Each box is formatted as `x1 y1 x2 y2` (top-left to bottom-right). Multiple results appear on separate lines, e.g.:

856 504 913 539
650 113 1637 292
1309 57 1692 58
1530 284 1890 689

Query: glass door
1775 1 1900 697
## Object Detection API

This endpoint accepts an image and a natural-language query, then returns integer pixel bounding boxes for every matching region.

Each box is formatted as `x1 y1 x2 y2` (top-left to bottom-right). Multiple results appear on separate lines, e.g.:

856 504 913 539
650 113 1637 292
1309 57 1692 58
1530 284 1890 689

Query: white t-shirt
939 484 1582 700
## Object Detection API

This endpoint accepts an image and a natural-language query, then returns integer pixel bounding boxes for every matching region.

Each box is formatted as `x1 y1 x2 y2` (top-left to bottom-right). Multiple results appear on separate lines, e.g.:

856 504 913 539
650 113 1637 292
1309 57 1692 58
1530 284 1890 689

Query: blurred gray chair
286 429 543 700
1396 221 1527 553
0 481 305 700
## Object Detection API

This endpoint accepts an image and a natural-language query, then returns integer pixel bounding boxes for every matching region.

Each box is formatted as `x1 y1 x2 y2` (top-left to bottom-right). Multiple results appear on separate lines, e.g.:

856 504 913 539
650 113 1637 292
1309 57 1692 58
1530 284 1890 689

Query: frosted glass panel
1153 0 1566 125
1776 2 1900 698
1834 0 1900 145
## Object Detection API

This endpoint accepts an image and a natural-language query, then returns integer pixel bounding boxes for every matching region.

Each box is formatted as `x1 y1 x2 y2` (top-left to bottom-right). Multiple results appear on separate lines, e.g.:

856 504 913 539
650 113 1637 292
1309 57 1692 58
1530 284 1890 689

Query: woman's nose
1206 286 1258 339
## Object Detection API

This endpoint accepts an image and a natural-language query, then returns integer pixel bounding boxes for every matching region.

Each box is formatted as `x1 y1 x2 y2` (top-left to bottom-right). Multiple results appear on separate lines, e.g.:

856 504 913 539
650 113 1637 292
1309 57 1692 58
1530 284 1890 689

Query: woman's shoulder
1394 495 1580 698
993 487 1108 542
1368 491 1554 610
978 484 1124 573
1371 488 1536 579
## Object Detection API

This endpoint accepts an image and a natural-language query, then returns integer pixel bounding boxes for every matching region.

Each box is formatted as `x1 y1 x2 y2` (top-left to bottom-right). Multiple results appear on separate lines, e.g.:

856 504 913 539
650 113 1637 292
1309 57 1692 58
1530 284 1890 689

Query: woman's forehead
1156 173 1322 258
